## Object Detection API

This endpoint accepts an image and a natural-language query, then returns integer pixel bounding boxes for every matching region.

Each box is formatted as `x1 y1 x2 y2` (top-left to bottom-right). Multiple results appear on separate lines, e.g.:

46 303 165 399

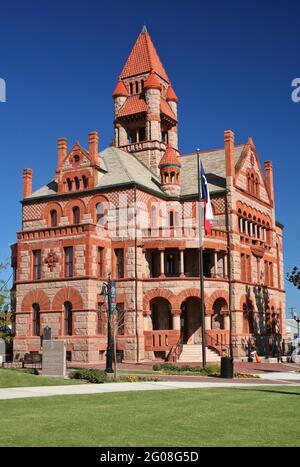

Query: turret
166 84 178 149
144 69 161 142
159 144 181 196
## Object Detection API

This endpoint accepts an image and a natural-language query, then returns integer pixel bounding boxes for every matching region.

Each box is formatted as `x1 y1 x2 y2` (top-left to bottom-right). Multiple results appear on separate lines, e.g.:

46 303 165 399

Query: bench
22 353 42 369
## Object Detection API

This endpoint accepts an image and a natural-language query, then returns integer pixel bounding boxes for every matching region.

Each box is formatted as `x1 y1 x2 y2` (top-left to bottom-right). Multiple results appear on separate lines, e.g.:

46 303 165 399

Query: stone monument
42 340 66 377
0 338 6 365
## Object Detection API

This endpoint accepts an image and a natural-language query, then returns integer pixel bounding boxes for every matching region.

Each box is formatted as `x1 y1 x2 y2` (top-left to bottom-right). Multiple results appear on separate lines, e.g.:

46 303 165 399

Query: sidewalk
1 376 300 400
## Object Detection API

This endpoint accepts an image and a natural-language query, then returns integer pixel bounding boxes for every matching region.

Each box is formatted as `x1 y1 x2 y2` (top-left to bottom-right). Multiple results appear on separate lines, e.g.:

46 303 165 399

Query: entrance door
181 297 202 344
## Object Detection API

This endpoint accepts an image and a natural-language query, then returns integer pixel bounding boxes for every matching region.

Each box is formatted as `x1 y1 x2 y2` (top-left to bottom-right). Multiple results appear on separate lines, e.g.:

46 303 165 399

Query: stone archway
180 296 202 345
150 297 172 330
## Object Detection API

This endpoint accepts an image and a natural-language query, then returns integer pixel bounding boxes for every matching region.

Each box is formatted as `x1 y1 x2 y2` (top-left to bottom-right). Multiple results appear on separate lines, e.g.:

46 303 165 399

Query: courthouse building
11 27 286 363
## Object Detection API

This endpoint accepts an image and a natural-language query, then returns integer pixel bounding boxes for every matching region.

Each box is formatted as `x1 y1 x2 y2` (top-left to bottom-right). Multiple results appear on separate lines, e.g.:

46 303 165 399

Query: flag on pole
200 161 213 235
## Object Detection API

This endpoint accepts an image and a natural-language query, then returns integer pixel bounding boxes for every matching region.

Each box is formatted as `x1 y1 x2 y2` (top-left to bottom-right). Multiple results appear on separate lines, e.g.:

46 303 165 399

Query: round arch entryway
150 297 172 330
180 297 202 344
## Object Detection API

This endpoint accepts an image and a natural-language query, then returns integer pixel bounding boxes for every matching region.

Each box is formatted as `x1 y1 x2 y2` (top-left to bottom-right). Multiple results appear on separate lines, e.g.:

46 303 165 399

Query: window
96 203 105 225
98 247 104 277
74 177 80 190
168 211 174 227
67 178 72 191
73 155 80 163
135 81 139 93
117 303 125 335
32 303 40 336
115 249 124 279
162 131 168 143
82 175 88 189
141 80 145 92
166 253 176 274
64 301 72 336
151 205 158 229
97 303 104 335
33 250 41 280
64 247 73 278
50 210 58 227
72 206 80 224
138 127 146 142
129 82 133 95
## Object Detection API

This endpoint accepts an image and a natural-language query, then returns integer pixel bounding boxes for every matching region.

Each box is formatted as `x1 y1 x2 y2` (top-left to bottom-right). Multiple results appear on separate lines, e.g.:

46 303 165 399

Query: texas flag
200 161 213 235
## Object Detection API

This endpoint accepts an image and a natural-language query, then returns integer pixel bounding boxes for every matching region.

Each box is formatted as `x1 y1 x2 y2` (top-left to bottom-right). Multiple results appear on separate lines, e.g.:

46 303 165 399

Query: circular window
73 155 80 163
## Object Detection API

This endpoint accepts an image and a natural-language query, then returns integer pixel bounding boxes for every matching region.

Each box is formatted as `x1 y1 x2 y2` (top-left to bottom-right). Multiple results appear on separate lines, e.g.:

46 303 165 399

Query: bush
152 363 162 371
23 368 39 376
69 369 108 384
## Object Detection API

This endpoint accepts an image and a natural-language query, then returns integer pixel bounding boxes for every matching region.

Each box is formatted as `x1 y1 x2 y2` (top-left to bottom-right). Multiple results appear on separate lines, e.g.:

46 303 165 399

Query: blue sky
0 0 299 314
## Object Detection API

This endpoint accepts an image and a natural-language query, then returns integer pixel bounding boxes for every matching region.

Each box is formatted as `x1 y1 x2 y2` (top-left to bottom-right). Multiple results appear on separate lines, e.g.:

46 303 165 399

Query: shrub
153 364 162 371
23 368 39 376
69 369 108 384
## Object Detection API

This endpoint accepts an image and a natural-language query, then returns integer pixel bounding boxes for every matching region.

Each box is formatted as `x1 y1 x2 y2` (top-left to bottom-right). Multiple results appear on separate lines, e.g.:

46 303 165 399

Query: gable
235 142 271 204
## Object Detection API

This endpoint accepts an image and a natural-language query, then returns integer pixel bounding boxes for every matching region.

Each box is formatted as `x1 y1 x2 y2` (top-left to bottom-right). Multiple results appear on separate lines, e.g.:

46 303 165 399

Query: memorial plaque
42 340 66 377
0 338 6 364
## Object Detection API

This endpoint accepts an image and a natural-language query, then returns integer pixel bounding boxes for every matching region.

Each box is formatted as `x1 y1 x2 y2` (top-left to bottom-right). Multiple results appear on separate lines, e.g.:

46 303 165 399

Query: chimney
88 131 99 165
23 168 32 198
224 130 235 182
264 160 274 202
57 137 67 170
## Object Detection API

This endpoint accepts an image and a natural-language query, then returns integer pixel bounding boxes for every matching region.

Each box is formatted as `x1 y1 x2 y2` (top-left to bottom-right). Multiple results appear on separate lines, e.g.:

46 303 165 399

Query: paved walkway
1 376 300 400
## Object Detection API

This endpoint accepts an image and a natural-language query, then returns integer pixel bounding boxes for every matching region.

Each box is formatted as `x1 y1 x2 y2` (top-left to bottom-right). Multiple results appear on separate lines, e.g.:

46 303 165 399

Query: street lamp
293 310 300 339
100 275 117 373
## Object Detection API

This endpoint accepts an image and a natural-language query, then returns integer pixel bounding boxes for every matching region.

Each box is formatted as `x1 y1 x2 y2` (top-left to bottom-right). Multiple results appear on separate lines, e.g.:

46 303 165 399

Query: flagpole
197 150 206 368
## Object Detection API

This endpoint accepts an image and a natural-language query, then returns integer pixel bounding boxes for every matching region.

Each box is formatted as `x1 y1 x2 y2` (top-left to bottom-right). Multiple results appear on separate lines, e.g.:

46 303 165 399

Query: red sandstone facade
11 28 286 363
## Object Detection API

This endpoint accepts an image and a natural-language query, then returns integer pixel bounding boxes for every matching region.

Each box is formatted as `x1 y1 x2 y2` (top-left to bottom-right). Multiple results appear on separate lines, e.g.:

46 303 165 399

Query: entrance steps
178 344 220 363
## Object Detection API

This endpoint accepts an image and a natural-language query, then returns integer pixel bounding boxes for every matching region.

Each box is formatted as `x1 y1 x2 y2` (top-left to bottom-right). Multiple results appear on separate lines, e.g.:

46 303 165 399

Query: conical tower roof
120 27 170 82
159 144 181 168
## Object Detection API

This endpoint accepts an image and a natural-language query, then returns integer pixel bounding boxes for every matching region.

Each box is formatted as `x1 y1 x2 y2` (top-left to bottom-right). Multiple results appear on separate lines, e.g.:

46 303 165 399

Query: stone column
224 253 228 278
160 250 165 277
172 314 181 331
224 314 230 330
214 251 218 277
180 249 185 277
205 315 211 330
239 217 243 233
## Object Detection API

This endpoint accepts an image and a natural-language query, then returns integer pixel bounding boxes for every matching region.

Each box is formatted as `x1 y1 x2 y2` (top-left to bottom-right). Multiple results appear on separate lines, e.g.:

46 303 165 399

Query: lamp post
293 310 300 339
100 275 117 373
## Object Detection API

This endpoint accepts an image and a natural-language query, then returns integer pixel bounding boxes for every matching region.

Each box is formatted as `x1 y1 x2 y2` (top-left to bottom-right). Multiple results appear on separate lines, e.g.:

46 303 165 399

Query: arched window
64 301 72 336
67 178 72 191
135 81 139 93
74 177 80 190
96 203 105 225
72 206 80 224
82 175 88 189
151 205 158 229
32 303 40 336
129 82 133 95
50 209 58 227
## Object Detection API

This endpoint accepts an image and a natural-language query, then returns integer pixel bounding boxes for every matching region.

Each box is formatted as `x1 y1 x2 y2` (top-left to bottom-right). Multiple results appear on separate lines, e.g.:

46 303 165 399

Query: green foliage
69 368 108 384
287 267 300 289
0 262 13 345
152 362 221 376
23 368 40 376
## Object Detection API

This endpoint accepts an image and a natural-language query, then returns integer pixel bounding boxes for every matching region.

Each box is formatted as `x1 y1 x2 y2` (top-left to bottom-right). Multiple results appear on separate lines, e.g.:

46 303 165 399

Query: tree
0 262 13 344
287 267 300 290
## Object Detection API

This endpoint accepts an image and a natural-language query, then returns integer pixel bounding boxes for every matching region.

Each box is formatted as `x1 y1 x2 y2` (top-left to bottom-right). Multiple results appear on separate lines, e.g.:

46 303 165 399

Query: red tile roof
117 95 147 117
160 99 177 121
159 144 181 168
166 84 178 103
120 30 170 82
113 78 128 97
144 70 161 90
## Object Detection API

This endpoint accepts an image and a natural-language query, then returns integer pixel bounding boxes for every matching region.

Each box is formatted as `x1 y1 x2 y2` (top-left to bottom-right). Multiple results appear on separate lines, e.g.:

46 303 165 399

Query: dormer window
67 178 72 191
82 175 88 189
129 82 133 95
74 177 80 190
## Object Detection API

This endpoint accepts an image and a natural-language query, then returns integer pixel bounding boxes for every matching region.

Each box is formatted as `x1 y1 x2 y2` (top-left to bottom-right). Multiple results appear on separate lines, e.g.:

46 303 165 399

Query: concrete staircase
178 344 220 363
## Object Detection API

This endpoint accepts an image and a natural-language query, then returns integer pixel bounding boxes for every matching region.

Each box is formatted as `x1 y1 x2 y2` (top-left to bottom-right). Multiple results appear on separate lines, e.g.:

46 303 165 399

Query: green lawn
0 386 299 446
0 369 85 388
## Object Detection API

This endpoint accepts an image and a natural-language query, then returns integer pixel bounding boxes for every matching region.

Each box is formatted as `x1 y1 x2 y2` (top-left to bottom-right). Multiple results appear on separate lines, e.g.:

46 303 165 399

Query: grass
0 386 300 446
116 369 158 375
0 369 85 388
